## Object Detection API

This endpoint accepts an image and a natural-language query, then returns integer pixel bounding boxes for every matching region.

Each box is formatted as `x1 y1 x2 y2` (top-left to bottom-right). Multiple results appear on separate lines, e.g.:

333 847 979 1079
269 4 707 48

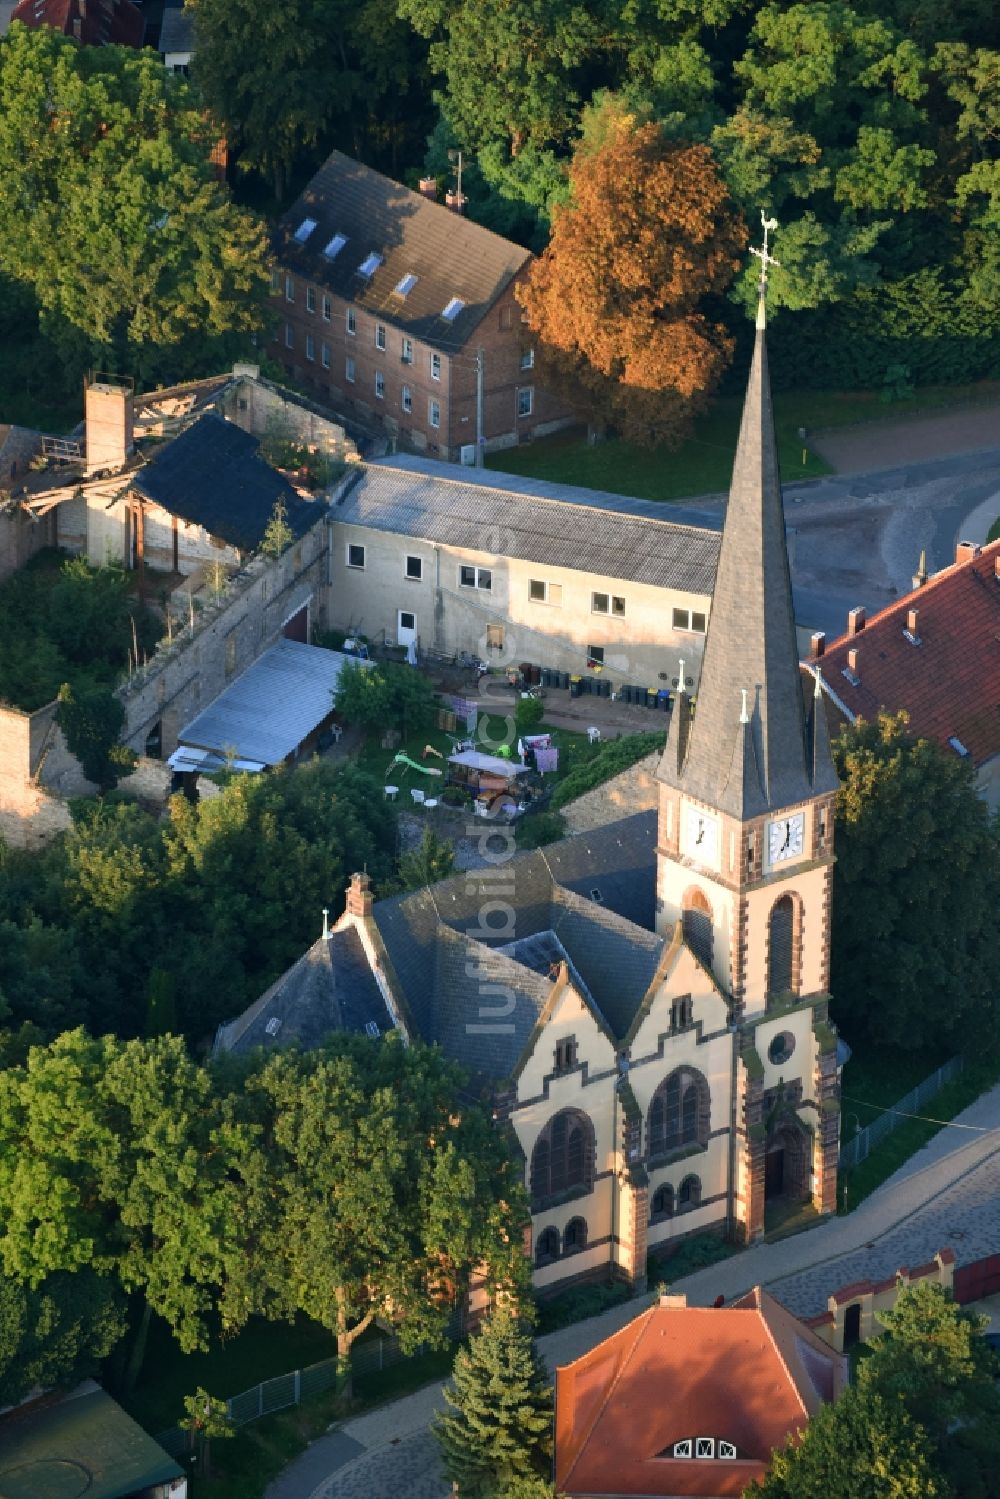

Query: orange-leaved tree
517 110 747 448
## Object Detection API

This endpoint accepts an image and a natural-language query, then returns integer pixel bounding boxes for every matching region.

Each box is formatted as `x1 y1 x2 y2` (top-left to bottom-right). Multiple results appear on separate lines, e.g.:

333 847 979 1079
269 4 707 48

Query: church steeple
659 220 838 819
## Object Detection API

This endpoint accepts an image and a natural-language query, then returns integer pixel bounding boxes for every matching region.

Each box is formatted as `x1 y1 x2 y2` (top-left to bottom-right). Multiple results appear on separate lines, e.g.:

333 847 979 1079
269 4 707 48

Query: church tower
655 225 842 1238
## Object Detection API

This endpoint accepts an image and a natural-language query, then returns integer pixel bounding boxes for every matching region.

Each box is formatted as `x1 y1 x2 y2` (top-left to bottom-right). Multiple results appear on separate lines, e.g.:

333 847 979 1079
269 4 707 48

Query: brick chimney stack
955 540 981 565
906 607 920 637
445 191 466 214
847 607 866 637
810 631 826 658
345 870 374 918
84 375 134 475
418 177 438 201
847 647 860 677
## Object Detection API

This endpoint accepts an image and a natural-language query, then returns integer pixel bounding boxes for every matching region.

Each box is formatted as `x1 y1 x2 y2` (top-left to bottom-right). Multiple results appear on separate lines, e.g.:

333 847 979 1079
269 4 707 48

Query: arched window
530 1109 595 1207
535 1227 560 1266
563 1217 588 1255
682 888 714 970
647 1068 710 1157
768 894 795 1000
678 1175 702 1211
650 1183 674 1222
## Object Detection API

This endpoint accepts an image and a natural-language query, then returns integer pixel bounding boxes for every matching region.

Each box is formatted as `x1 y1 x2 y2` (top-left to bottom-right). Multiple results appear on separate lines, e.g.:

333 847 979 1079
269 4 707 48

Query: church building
216 256 844 1293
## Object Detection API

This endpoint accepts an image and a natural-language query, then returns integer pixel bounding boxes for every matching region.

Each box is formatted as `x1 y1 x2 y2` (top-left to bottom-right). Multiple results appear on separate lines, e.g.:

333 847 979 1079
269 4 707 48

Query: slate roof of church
658 298 839 817
341 458 720 593
555 1289 846 1498
811 538 1000 769
275 151 530 354
132 413 321 553
213 927 391 1055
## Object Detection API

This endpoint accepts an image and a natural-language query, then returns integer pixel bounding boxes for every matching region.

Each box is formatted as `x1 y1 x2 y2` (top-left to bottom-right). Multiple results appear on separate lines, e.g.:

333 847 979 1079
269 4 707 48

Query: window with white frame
529 579 561 606
321 295 332 321
592 592 626 616
587 644 605 665
346 356 355 383
321 341 330 369
305 333 315 361
284 323 293 349
270 269 281 292
517 387 534 417
284 274 295 302
672 607 707 633
520 347 535 370
347 543 365 569
401 336 413 364
346 307 356 335
402 385 413 413
430 352 441 380
375 371 385 399
405 555 422 581
375 323 387 351
460 565 492 590
429 398 441 427
306 286 316 313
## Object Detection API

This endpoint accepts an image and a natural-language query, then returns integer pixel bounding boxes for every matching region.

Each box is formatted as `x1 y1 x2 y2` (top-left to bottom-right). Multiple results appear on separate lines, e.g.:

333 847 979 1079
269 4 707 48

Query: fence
839 1055 964 1170
155 1322 440 1459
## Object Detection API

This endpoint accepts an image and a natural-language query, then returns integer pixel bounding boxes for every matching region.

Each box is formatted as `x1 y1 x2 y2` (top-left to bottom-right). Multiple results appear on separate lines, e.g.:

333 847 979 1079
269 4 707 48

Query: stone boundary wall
0 702 74 847
560 752 660 834
804 1247 956 1351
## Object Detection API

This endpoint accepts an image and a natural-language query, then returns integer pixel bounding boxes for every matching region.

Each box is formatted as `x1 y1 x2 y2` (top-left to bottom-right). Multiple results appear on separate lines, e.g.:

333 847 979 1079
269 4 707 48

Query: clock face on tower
768 812 805 865
685 806 719 867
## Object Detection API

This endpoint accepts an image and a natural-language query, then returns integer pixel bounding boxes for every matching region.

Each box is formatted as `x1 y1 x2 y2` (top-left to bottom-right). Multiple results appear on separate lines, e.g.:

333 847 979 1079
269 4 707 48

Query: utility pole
475 348 485 467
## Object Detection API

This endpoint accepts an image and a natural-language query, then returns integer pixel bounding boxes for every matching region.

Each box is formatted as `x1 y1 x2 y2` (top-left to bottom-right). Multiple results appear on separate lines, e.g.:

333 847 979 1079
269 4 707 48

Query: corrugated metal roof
338 458 721 593
275 151 530 353
178 640 363 767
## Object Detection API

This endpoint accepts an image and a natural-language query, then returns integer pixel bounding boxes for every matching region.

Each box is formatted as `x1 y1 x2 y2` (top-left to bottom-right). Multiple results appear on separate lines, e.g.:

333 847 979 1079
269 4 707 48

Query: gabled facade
270 151 575 461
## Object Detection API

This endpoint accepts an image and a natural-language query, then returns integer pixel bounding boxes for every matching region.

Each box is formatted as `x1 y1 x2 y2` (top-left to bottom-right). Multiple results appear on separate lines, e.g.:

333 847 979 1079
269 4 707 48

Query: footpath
267 1080 1000 1499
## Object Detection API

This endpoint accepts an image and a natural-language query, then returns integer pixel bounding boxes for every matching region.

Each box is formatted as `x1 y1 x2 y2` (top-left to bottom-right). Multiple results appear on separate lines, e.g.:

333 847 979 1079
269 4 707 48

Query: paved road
265 1080 1000 1499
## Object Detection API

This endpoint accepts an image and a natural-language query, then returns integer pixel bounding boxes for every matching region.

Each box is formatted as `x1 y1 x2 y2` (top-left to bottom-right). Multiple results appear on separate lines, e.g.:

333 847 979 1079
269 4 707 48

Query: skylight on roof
948 736 970 757
358 252 383 278
322 232 348 260
441 297 465 322
394 272 418 297
294 217 317 243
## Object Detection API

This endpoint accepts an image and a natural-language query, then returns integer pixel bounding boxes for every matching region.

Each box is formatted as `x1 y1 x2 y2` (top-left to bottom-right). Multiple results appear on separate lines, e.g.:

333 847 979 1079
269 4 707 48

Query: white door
397 609 417 647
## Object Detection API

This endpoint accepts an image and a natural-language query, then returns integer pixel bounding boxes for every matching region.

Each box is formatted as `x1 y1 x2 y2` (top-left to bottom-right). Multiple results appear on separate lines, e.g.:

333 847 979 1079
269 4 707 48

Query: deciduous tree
0 1269 126 1407
829 712 1000 1050
517 109 745 447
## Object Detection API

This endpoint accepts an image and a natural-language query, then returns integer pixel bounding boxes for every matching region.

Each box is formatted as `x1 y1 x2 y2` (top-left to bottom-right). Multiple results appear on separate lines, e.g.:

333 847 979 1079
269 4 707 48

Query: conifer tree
434 1304 553 1499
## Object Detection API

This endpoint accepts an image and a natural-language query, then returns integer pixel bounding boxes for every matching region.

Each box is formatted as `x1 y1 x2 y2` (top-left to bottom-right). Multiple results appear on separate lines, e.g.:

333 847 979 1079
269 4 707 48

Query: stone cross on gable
750 212 781 327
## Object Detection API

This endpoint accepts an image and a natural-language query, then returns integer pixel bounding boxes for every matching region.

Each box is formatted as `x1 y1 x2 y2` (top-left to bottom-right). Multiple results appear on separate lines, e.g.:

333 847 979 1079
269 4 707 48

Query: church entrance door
765 1144 785 1199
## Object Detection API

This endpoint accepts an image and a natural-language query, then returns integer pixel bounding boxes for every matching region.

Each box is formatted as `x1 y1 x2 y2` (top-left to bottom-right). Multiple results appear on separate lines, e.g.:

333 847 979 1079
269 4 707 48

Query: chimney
321 907 330 940
84 375 134 475
418 177 438 201
445 191 466 215
906 607 920 637
345 870 373 918
847 606 866 637
847 647 860 676
810 630 826 658
658 1292 687 1309
956 540 981 565
912 549 928 590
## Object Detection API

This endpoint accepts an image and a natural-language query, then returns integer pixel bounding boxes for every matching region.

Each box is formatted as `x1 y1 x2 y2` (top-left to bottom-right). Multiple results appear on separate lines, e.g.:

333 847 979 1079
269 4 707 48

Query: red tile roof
810 540 1000 769
555 1288 846 1498
12 0 144 47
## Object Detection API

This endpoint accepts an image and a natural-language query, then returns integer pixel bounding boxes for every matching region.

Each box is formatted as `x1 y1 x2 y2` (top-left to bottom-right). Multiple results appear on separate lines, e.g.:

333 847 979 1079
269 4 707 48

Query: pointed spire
807 667 834 787
913 549 928 590
658 216 838 819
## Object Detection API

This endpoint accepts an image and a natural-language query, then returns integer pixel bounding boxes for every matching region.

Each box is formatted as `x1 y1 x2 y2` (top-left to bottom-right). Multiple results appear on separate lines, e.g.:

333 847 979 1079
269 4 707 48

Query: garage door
283 605 308 643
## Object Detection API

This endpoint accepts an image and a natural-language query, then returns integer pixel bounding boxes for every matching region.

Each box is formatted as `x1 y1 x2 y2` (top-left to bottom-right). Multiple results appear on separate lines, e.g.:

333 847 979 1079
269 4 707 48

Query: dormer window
554 1037 577 1073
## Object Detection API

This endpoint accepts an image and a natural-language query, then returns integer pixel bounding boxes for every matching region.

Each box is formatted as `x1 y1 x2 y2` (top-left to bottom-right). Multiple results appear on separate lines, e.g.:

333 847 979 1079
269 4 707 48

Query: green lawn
486 379 1000 503
839 1046 948 1139
839 1055 1000 1212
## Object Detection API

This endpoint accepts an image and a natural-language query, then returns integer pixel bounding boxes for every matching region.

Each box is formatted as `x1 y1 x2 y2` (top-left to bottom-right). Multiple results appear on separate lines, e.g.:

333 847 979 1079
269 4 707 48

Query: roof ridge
754 1291 811 1422
820 537 1000 650
363 460 719 539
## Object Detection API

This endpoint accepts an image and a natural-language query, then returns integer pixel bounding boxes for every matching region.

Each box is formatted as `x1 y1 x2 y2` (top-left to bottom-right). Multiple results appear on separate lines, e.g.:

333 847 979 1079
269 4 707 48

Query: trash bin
601 678 612 698
560 671 570 689
647 689 658 709
658 689 671 711
570 675 582 698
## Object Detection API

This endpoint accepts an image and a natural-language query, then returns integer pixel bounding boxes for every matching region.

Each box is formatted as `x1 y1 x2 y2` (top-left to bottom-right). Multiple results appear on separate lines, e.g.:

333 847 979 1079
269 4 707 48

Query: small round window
768 1031 795 1066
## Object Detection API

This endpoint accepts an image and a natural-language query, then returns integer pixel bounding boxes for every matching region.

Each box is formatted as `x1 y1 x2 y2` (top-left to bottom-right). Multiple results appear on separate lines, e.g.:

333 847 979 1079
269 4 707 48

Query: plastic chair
423 798 439 811
384 784 398 800
588 726 601 744
410 788 425 806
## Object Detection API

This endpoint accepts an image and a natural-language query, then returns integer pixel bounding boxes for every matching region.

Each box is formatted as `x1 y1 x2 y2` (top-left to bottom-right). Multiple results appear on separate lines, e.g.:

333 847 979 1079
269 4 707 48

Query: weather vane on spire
749 212 780 328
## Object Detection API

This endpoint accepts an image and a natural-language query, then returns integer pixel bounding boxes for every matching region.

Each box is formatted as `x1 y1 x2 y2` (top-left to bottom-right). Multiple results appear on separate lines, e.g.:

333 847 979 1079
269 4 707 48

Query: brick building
10 0 144 46
270 151 575 462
